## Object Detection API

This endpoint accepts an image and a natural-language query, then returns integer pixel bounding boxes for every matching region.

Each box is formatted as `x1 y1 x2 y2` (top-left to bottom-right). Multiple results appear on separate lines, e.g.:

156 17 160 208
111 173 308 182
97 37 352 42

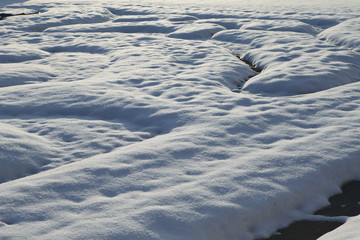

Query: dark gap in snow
258 180 360 240
258 220 343 240
0 11 39 20
236 55 262 73
0 13 12 20
314 180 360 217
232 55 262 93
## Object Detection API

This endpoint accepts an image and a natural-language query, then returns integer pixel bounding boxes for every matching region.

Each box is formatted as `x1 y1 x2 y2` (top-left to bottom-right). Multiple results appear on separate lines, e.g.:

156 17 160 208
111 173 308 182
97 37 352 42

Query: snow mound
33 52 110 82
240 19 318 35
0 123 56 183
2 117 155 171
1 6 114 32
44 21 175 34
0 45 49 63
213 26 360 95
319 18 360 51
0 64 55 87
168 23 226 39
241 46 360 95
213 29 313 49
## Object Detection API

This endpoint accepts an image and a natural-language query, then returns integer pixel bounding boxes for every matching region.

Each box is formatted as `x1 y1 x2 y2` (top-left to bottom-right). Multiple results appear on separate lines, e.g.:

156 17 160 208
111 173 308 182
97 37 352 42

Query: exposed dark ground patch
232 55 263 93
258 180 360 240
315 180 360 217
236 55 262 73
0 11 38 20
261 220 344 240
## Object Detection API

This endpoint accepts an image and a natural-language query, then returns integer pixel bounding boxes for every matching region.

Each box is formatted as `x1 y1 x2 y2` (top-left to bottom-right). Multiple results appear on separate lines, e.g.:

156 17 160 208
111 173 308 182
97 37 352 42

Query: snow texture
0 0 359 239
319 214 360 240
319 18 360 52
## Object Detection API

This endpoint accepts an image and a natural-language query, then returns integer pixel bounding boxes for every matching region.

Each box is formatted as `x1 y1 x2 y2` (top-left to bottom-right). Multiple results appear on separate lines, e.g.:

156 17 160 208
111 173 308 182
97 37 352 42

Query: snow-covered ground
0 0 359 239
319 214 360 240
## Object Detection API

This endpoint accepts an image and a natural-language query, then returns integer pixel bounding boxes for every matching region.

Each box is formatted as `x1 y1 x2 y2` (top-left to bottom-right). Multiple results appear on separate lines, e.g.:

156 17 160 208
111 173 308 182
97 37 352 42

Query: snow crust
0 0 360 239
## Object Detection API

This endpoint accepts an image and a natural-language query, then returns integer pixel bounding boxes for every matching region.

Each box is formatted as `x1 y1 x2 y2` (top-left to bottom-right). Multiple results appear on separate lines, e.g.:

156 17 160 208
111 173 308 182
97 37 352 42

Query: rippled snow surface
0 0 359 239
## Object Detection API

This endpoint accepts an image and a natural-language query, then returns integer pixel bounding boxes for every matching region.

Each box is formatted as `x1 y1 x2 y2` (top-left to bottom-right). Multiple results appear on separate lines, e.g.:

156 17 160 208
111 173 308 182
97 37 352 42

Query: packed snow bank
318 214 360 240
0 0 360 240
319 18 360 51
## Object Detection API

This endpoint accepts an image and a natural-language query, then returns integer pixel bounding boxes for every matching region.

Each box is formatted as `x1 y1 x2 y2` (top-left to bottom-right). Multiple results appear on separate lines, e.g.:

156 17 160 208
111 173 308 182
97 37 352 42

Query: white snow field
0 0 360 239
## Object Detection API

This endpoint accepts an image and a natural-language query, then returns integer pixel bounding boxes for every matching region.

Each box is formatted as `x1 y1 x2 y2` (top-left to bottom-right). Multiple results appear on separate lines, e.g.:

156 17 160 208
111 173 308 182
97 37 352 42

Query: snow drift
0 0 359 239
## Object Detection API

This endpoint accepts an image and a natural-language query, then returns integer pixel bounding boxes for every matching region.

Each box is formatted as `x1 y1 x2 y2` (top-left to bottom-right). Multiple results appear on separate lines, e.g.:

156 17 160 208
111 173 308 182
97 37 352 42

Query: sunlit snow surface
319 214 360 240
0 0 360 239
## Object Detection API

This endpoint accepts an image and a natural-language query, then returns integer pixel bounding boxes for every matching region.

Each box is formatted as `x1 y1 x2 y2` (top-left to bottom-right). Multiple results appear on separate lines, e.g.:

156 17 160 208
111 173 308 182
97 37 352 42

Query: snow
0 44 49 63
1 63 55 87
319 215 360 240
319 18 360 52
0 0 360 239
168 23 226 39
213 25 360 95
